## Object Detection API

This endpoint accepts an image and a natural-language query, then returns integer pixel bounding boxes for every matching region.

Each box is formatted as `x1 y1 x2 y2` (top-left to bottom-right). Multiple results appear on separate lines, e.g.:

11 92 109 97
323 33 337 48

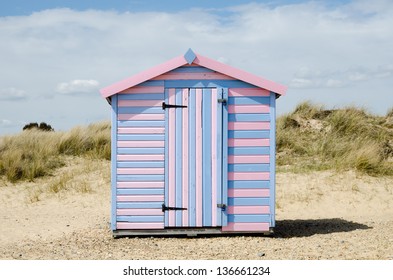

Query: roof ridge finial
184 48 196 64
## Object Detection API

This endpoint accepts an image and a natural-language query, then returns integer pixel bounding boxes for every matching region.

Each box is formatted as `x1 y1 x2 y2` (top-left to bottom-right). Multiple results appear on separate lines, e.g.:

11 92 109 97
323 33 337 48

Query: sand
0 159 392 260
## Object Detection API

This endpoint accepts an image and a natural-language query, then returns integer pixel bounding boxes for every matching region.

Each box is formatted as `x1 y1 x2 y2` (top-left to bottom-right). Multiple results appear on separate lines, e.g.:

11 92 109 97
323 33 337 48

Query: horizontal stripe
117 154 165 161
170 66 215 73
229 130 270 139
228 147 270 155
164 80 258 88
118 120 165 127
117 202 162 209
222 222 270 232
117 182 164 188
227 206 270 214
117 141 165 148
228 180 270 189
117 134 165 141
117 209 163 216
138 80 165 87
117 195 164 202
228 172 269 180
117 175 164 181
117 148 164 154
118 114 165 121
119 86 164 94
228 214 271 223
228 163 270 172
228 122 270 130
228 197 270 206
117 188 164 195
229 88 270 97
228 105 269 114
228 188 270 197
228 97 270 105
228 155 270 164
117 161 164 168
117 215 164 222
228 113 270 122
228 138 269 147
118 93 164 100
118 100 162 107
118 107 163 114
117 168 164 175
118 127 165 134
152 72 234 80
116 222 163 229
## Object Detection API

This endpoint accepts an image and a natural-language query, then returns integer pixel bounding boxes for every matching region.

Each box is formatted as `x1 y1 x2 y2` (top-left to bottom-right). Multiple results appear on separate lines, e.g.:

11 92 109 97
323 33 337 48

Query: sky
0 0 392 135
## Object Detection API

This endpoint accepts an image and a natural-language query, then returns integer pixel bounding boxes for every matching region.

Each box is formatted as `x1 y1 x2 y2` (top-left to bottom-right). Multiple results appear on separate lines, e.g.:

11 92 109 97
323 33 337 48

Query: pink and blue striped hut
100 49 287 236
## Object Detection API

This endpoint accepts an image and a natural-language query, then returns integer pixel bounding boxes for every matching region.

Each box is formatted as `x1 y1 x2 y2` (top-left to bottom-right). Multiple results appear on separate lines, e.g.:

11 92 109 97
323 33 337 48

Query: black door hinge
217 203 226 210
162 204 188 212
218 98 227 104
162 102 187 110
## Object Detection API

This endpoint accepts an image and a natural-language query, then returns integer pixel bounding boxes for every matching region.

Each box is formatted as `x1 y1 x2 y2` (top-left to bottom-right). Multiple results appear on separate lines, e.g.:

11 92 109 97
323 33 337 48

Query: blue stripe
138 80 164 87
165 80 257 89
118 107 163 114
117 216 164 222
228 113 270 122
175 89 183 227
111 95 118 230
117 162 164 168
216 88 223 226
228 164 270 172
188 88 196 227
228 147 270 155
117 175 164 181
117 202 162 209
228 130 270 139
228 197 270 206
170 66 215 73
117 189 164 195
222 88 229 227
118 93 164 100
118 120 165 127
269 93 276 227
164 89 169 227
202 88 212 227
228 97 270 105
228 180 270 189
118 134 165 141
117 148 164 154
228 214 271 223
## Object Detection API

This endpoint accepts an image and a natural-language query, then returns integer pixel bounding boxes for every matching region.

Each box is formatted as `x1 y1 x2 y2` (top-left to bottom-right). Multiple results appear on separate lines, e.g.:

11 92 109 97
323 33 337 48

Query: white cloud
0 88 27 101
56 79 100 95
0 119 12 127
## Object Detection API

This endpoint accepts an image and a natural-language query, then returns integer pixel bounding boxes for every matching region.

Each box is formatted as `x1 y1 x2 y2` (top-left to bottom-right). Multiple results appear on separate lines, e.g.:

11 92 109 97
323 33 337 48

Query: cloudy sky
0 0 392 135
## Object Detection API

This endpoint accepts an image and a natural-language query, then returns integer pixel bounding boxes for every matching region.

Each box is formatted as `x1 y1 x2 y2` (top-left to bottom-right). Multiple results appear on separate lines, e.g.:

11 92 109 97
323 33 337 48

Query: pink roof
100 49 287 98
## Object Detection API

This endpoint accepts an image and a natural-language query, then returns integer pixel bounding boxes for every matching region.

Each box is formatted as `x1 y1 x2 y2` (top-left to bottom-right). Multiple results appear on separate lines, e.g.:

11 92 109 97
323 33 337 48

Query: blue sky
0 0 392 135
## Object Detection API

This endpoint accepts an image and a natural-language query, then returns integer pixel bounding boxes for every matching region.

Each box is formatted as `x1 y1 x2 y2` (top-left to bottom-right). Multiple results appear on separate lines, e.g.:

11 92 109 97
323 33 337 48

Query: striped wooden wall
111 65 275 232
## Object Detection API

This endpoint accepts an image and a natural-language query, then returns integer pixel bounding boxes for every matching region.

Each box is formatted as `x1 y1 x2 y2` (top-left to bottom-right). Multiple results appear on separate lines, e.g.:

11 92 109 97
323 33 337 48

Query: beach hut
100 49 287 236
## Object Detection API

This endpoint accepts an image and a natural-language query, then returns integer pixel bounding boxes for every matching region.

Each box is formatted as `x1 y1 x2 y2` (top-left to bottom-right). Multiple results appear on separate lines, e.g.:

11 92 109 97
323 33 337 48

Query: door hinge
217 203 226 210
218 98 227 104
162 102 187 110
162 204 187 212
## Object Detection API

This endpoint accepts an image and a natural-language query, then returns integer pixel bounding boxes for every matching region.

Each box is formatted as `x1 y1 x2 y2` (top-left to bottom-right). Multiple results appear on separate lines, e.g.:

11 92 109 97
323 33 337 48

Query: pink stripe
228 189 270 197
228 155 270 164
118 114 165 121
228 122 270 130
152 72 234 80
118 127 164 134
228 172 270 180
117 141 164 148
119 86 164 94
182 88 189 227
222 222 270 232
228 105 269 114
118 100 162 107
168 88 176 226
117 182 164 188
229 88 270 97
195 88 203 227
228 138 270 147
211 88 217 227
117 209 163 216
117 168 164 175
116 222 163 229
116 195 164 202
117 154 164 161
227 206 270 214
